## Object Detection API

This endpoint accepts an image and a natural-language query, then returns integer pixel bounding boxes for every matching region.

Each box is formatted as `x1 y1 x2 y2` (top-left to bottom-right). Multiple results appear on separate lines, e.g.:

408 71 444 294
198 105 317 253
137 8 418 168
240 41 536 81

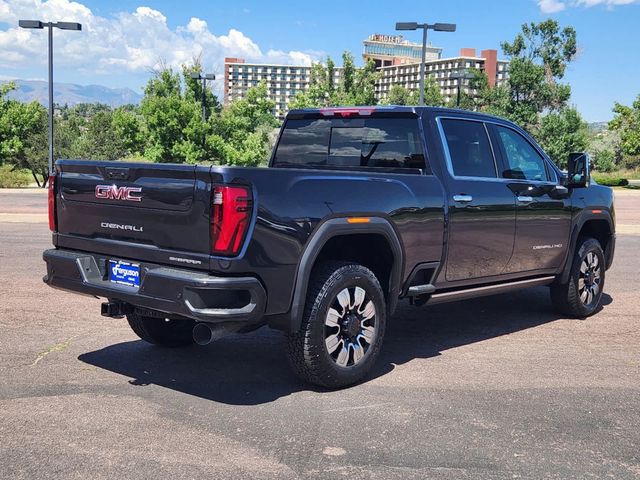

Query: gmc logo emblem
95 184 142 202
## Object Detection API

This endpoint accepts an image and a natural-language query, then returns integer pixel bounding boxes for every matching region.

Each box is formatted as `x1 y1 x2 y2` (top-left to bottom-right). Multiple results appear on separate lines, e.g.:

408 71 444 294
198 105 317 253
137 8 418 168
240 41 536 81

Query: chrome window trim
435 115 559 185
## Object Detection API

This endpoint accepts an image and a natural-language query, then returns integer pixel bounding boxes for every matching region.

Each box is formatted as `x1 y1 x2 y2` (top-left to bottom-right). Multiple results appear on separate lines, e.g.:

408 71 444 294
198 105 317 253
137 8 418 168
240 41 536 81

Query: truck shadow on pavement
79 287 612 405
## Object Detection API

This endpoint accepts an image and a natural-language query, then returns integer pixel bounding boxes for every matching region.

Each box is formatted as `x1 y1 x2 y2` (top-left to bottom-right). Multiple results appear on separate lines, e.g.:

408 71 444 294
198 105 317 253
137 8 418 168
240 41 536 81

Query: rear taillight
48 174 56 232
211 185 252 256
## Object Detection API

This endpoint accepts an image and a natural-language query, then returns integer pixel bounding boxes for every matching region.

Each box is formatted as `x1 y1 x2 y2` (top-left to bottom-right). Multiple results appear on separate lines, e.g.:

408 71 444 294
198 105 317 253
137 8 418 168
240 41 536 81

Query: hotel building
224 35 508 118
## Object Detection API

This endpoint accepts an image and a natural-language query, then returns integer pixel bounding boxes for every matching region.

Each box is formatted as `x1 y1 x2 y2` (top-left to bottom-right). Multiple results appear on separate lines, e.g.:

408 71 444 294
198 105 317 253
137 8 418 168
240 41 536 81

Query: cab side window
440 119 496 178
495 126 549 182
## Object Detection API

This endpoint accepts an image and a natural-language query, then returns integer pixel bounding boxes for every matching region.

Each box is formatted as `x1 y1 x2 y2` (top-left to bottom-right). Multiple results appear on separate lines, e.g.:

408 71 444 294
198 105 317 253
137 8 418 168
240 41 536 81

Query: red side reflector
320 107 375 118
48 174 56 232
211 185 252 256
591 209 603 214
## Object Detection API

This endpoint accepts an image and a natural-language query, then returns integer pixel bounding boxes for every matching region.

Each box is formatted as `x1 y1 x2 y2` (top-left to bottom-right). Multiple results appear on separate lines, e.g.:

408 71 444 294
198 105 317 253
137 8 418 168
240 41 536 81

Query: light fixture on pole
395 21 456 105
449 70 476 108
190 72 216 121
19 20 82 176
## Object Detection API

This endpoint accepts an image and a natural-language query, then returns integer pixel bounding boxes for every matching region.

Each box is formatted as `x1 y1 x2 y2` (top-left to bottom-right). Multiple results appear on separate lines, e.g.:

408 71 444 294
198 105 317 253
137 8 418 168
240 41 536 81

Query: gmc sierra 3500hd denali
43 106 615 388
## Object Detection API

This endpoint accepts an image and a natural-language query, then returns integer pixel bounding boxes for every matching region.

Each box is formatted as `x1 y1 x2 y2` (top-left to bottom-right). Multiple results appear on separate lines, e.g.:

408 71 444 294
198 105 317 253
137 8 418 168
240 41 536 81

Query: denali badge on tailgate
100 222 143 232
95 184 142 202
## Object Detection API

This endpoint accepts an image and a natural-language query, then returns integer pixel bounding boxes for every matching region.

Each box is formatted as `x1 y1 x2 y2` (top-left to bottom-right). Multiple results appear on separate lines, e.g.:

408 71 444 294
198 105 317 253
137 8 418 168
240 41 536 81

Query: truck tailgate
54 160 213 269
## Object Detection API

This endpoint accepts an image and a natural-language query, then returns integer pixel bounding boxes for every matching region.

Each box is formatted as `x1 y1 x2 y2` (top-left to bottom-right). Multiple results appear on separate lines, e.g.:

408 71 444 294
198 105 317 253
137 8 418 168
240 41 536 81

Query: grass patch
0 165 32 188
592 172 629 186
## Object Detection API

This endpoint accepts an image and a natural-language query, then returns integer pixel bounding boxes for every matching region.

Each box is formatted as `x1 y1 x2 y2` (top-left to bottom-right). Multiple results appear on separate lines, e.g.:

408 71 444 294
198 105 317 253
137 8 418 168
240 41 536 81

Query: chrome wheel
324 286 377 367
579 251 602 307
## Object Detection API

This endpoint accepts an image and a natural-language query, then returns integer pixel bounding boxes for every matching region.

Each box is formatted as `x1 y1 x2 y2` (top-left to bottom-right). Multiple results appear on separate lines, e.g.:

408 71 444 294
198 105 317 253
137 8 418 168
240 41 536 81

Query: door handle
517 195 534 203
453 194 473 203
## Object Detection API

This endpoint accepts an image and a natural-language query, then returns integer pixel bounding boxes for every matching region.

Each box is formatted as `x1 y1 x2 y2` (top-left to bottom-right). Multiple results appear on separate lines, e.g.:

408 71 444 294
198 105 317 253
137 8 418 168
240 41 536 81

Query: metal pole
201 78 207 121
456 78 461 107
419 26 428 105
47 22 54 175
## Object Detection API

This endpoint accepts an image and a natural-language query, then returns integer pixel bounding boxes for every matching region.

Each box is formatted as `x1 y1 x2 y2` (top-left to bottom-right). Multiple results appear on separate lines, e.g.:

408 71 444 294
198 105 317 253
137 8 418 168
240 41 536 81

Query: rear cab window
272 115 426 172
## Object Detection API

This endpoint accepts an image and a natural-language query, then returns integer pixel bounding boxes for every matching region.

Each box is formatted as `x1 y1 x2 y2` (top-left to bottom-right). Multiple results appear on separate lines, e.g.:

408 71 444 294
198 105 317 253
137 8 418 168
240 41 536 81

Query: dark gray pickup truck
43 106 615 388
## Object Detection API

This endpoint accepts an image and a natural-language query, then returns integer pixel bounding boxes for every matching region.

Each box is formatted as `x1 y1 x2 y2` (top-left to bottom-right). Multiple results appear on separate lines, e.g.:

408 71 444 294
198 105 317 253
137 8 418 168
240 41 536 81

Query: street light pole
190 72 216 122
419 27 428 106
449 70 475 108
47 23 54 175
396 21 456 105
201 77 207 121
19 20 82 176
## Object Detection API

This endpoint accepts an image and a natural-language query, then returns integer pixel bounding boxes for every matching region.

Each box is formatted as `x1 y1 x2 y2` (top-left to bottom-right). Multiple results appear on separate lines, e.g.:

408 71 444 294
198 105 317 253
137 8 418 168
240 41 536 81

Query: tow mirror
567 152 590 188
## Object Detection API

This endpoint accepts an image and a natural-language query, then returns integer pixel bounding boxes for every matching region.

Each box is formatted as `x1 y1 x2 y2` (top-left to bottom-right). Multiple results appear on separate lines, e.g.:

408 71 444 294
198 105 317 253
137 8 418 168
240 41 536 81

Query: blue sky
1 0 639 121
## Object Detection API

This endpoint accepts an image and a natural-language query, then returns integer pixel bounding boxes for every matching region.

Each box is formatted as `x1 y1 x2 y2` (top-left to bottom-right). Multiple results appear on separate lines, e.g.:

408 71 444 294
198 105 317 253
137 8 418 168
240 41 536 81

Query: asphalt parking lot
1 187 639 479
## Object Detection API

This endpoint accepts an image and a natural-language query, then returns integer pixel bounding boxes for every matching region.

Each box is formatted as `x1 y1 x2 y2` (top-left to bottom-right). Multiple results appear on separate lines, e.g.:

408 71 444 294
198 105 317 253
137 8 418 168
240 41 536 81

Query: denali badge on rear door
95 184 142 202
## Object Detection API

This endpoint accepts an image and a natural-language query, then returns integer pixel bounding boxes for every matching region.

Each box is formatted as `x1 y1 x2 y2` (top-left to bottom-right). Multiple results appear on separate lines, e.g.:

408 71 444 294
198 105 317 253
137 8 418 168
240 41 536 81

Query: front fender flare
558 210 614 284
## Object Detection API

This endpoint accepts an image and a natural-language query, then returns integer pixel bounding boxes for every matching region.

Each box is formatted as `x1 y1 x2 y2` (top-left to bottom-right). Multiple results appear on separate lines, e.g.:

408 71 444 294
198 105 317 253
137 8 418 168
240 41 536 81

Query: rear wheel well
578 219 611 252
313 234 394 302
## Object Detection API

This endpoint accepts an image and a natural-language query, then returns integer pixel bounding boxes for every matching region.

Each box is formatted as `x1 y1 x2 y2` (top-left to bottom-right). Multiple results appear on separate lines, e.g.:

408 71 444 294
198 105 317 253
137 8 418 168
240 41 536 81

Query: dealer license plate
109 260 140 287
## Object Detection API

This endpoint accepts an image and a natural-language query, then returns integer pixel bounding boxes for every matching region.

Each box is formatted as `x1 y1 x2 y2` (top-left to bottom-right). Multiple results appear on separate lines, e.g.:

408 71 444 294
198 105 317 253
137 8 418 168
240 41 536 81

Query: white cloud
538 0 567 13
538 0 640 11
0 0 317 81
574 0 639 5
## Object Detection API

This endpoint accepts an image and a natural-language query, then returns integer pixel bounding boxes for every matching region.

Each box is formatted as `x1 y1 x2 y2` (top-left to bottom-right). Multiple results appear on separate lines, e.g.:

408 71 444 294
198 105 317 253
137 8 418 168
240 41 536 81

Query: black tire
286 261 387 389
550 237 605 318
126 313 196 347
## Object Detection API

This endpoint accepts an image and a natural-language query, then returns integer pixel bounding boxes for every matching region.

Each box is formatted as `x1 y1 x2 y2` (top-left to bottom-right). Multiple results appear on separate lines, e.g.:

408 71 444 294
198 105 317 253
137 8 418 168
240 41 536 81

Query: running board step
425 276 556 305
407 284 436 296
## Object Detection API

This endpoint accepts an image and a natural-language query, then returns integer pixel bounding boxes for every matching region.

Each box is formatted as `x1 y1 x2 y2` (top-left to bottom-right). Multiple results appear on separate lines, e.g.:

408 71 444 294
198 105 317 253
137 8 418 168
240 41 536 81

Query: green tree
290 53 381 108
290 60 336 108
66 102 111 119
383 85 419 106
140 66 206 164
345 58 379 105
54 113 84 160
112 106 145 157
209 81 277 166
0 84 49 185
609 94 640 162
422 76 445 107
536 107 588 169
76 110 128 160
182 58 221 118
483 19 576 131
383 76 444 107
591 149 616 173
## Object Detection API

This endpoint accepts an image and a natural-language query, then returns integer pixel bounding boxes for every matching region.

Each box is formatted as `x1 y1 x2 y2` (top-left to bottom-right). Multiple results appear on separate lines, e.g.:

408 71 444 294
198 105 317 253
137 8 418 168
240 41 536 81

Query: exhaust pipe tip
193 323 214 346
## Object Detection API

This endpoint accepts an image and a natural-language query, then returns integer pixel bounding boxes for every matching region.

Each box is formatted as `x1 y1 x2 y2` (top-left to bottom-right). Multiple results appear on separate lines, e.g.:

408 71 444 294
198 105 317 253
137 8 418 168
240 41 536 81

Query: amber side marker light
347 217 371 224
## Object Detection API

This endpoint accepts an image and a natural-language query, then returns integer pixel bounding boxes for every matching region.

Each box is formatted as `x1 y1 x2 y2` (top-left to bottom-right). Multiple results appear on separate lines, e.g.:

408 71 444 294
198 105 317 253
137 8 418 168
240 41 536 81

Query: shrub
0 165 32 188
621 155 640 171
591 173 629 186
591 149 616 173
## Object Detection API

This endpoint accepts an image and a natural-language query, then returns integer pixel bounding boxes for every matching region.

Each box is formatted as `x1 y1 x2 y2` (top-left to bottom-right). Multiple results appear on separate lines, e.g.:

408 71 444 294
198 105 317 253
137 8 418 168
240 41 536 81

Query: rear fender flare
288 217 403 332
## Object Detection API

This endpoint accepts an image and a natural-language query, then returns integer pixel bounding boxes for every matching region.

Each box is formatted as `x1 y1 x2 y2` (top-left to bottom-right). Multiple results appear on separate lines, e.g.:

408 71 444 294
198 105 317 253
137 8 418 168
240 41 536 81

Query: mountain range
2 79 142 107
